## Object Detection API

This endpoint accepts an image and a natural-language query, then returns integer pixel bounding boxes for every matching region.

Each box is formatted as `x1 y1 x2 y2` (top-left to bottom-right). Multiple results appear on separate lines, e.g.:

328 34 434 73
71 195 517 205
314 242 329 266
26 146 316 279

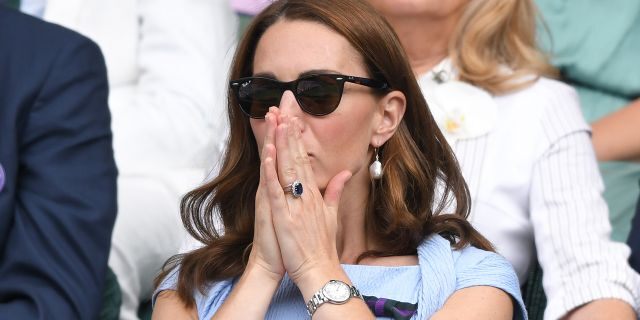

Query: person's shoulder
528 76 577 101
451 244 510 271
498 76 578 108
417 235 486 264
495 76 589 139
0 8 106 99
0 7 99 57
490 75 581 126
417 235 512 272
417 234 455 256
152 266 236 317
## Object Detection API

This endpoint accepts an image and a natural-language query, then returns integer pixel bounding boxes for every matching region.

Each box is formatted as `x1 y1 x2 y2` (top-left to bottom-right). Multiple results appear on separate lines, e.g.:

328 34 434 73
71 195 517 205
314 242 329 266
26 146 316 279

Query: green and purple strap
363 295 418 320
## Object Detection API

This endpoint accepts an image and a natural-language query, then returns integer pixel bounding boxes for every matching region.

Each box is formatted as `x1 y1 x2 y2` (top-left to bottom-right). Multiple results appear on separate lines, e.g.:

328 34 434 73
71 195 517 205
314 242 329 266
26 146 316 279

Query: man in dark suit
0 6 118 319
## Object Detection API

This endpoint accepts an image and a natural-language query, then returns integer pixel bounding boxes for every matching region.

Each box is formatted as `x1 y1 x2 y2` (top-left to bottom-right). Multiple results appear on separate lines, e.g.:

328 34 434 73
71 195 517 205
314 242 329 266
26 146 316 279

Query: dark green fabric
99 268 122 320
1 0 20 9
237 13 253 41
536 0 640 241
138 300 153 320
522 261 547 320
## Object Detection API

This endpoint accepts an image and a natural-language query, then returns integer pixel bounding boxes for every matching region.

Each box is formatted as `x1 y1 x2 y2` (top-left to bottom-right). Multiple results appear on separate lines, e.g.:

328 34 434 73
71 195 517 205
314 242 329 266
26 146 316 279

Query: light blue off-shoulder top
154 235 527 319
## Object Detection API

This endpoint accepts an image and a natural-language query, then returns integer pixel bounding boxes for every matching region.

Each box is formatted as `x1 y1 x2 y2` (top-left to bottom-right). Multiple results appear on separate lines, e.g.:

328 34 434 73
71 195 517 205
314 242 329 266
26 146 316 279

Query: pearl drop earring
369 148 383 179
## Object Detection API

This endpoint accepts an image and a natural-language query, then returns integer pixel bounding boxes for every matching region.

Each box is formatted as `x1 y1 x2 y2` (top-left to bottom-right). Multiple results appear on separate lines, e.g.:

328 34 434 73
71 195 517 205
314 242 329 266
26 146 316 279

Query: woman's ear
371 90 406 146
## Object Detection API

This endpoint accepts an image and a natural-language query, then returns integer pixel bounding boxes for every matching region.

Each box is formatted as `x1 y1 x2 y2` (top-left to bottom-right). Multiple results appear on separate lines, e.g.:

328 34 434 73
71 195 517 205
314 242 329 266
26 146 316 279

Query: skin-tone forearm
152 291 198 320
210 264 282 319
591 98 640 162
563 298 636 320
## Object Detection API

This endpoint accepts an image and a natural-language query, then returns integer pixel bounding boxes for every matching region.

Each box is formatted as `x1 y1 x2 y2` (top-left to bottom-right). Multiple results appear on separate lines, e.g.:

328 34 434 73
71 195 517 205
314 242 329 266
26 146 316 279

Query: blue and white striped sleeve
454 246 528 320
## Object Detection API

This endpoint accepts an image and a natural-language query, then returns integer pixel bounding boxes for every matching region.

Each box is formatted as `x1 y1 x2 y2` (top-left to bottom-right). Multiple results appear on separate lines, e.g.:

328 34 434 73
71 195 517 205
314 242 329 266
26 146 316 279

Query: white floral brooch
418 59 497 146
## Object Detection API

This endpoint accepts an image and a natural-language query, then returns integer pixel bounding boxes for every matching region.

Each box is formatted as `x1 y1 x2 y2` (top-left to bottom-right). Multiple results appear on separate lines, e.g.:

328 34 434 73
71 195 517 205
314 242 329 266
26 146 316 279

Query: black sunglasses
230 73 390 119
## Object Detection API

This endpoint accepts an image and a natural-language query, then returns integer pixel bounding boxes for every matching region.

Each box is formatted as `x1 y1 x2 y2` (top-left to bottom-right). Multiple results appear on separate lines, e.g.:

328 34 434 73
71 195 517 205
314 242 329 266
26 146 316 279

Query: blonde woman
367 0 640 319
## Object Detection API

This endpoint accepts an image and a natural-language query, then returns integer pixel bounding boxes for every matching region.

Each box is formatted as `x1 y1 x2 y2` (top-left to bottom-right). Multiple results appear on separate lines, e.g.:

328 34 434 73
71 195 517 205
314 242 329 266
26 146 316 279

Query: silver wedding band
283 180 303 198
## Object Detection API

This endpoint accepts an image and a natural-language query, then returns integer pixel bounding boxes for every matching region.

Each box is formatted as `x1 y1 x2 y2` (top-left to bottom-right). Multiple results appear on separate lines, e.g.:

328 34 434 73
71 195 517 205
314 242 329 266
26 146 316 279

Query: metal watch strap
305 281 363 317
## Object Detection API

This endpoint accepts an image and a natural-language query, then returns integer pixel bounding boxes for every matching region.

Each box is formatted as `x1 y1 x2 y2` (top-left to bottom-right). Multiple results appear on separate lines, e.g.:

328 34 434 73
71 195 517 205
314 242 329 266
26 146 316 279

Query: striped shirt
419 69 640 319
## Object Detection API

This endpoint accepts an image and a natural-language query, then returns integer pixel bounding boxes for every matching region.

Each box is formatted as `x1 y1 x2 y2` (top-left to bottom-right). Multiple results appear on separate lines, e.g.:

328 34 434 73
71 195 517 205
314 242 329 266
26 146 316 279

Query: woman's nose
278 90 304 117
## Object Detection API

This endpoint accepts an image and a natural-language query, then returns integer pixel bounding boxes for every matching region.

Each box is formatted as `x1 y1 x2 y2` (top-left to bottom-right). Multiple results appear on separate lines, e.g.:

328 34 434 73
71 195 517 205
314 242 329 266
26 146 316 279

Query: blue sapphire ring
283 180 303 198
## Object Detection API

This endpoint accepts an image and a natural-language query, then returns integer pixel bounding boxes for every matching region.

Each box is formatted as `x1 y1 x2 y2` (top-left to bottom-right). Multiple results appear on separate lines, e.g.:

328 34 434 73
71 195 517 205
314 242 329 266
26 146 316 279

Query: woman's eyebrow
252 72 276 78
298 69 341 77
251 69 342 79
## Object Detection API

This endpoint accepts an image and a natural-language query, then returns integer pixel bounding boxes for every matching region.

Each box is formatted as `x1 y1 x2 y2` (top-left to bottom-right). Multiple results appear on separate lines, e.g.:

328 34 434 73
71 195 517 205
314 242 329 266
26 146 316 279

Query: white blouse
419 60 640 319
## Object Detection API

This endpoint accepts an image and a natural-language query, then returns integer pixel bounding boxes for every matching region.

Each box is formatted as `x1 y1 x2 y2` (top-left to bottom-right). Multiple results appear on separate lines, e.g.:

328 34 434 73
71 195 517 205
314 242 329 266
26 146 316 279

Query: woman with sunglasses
366 0 640 319
152 0 526 319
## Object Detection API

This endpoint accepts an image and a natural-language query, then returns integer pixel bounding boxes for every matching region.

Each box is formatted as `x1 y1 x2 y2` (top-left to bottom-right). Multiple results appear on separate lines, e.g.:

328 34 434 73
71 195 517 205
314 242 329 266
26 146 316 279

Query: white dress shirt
419 60 640 319
20 0 45 17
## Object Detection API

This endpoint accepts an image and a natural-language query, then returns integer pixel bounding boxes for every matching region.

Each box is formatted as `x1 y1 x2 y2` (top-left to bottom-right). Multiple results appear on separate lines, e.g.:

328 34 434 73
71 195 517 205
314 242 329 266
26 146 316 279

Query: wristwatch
305 279 363 316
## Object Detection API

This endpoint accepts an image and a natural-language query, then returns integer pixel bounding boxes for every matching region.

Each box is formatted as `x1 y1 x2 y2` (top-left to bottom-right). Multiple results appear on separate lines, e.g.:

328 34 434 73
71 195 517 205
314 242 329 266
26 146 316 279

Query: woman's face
367 0 468 19
249 19 384 191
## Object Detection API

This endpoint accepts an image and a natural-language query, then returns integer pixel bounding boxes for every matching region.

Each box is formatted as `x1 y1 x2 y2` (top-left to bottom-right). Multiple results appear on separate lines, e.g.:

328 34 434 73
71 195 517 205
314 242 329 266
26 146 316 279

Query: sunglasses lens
296 76 342 116
234 75 345 118
236 78 282 118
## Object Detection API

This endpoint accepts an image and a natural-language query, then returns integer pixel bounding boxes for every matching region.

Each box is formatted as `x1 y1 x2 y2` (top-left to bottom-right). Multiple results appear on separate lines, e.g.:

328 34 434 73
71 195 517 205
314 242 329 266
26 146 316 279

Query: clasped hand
249 107 352 289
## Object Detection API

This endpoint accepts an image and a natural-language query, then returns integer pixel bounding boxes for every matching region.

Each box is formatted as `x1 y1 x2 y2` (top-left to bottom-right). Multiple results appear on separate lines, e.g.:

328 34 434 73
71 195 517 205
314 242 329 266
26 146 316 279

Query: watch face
322 280 351 303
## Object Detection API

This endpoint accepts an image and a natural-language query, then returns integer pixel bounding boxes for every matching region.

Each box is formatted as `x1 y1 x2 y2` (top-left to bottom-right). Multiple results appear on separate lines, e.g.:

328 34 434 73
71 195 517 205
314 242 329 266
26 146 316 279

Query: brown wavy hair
156 0 494 307
451 0 558 94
